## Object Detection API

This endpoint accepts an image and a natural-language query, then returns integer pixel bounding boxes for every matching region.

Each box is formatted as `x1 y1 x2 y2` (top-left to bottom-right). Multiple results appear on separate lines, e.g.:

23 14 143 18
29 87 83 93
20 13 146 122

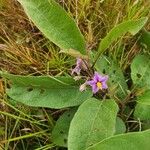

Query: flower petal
86 80 96 86
71 66 81 75
99 75 108 82
92 84 99 94
71 58 87 75
76 58 82 66
101 81 108 89
93 72 103 82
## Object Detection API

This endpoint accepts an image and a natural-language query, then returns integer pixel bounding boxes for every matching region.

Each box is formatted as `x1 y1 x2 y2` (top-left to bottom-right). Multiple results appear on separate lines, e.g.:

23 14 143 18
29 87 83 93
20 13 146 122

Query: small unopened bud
74 76 82 81
79 83 87 92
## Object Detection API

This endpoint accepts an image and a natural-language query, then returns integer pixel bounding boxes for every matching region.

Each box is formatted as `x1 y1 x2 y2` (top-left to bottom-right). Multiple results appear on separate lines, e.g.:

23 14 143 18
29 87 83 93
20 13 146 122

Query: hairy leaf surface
87 129 150 150
1 72 92 109
18 0 86 56
68 99 118 150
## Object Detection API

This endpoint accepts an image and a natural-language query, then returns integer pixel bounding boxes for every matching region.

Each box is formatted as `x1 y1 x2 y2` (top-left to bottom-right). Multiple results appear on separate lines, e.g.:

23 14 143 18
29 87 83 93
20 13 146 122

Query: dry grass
0 0 150 75
0 0 73 76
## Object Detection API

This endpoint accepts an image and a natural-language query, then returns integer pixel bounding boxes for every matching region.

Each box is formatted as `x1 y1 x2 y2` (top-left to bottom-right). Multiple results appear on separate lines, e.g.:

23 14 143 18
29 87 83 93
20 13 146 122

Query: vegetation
0 0 150 149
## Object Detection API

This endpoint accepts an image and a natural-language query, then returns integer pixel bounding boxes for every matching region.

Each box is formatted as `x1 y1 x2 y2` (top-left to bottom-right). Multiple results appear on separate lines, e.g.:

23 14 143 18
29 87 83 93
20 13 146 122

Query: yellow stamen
97 82 102 89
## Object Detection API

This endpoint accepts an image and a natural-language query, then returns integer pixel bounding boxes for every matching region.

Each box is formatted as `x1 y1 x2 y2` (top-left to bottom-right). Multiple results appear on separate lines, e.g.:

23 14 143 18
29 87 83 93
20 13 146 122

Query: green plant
1 0 150 149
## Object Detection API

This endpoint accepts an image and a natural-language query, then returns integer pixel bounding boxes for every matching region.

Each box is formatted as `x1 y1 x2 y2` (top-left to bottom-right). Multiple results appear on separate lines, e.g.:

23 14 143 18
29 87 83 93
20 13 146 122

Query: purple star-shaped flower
87 72 108 94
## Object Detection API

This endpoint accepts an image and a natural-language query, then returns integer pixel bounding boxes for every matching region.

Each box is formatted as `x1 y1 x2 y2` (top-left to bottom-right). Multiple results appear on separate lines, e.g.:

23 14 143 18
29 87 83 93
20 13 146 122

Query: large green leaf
93 17 148 63
142 120 150 130
115 117 126 135
1 72 92 109
87 129 150 150
139 29 150 50
68 99 118 150
18 0 86 56
52 109 77 147
97 17 148 55
134 90 150 120
95 55 128 99
131 54 150 89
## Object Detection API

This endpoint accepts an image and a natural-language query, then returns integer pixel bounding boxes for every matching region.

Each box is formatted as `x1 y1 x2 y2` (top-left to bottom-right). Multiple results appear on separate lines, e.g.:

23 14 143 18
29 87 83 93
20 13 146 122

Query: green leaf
142 120 150 130
18 0 86 56
52 109 77 147
95 56 128 99
1 72 92 109
97 17 148 55
68 99 118 150
87 129 150 150
131 54 150 89
139 29 150 49
134 90 150 120
115 117 126 135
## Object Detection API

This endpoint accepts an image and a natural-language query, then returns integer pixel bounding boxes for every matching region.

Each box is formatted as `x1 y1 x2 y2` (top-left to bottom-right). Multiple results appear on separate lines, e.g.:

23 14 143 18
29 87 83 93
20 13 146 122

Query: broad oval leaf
18 0 86 56
115 117 126 135
131 54 150 89
134 90 150 120
87 129 150 150
1 72 92 109
52 108 77 147
68 98 118 150
96 17 147 56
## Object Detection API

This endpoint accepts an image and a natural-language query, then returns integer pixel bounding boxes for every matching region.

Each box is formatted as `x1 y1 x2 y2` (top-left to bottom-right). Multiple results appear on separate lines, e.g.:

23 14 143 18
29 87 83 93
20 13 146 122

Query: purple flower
72 58 87 75
71 58 82 75
87 72 108 94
